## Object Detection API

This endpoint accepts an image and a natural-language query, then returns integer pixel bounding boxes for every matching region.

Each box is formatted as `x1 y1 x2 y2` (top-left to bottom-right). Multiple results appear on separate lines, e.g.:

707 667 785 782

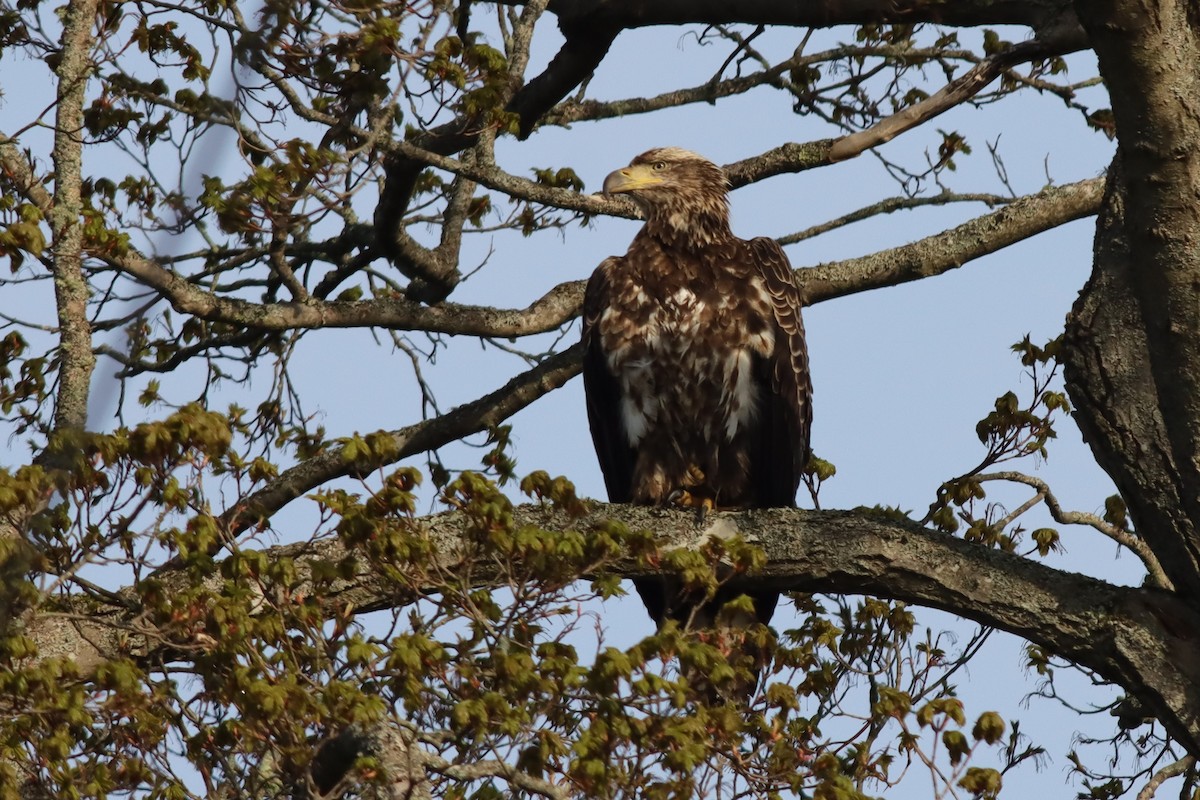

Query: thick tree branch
109 249 584 337
0 137 54 212
29 502 1200 757
1136 756 1195 800
542 0 1077 33
722 140 837 186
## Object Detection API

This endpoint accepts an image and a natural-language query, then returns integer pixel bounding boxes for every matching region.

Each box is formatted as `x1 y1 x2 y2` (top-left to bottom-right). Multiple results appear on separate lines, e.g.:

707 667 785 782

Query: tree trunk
1065 3 1200 599
1064 0 1200 753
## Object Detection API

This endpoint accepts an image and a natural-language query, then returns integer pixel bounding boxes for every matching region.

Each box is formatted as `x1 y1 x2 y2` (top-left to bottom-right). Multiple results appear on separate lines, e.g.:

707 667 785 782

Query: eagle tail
635 578 778 702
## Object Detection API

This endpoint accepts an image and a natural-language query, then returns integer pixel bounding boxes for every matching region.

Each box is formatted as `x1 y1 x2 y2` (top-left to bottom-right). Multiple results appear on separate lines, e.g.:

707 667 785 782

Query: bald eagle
582 147 812 632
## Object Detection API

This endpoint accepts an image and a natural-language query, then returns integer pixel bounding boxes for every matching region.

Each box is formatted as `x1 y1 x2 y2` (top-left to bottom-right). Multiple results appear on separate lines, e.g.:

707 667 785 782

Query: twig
828 31 1088 162
778 191 1009 245
976 471 1172 590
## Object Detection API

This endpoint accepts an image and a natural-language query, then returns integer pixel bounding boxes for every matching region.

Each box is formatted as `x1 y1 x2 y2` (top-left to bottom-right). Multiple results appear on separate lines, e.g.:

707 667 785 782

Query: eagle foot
666 488 715 524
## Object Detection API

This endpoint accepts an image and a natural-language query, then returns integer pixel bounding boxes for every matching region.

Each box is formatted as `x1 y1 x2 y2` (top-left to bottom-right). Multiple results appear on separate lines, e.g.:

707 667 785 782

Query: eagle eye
652 161 667 171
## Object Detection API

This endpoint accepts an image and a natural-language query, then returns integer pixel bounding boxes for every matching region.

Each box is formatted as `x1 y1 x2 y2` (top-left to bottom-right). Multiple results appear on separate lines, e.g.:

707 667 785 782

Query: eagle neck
641 207 733 252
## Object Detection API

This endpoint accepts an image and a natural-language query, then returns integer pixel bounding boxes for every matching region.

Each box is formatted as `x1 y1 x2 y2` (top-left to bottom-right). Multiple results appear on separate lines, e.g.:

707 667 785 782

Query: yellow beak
602 164 663 195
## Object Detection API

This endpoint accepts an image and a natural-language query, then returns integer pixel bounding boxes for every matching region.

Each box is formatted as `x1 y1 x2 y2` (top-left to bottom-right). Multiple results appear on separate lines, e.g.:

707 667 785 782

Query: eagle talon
667 488 715 524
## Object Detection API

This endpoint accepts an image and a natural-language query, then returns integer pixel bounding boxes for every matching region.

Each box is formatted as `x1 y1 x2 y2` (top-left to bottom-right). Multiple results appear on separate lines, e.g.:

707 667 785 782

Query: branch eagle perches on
26 502 1200 759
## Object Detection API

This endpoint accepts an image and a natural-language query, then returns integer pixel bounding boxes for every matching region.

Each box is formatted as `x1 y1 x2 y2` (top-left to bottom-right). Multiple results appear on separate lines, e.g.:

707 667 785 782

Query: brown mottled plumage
582 147 813 634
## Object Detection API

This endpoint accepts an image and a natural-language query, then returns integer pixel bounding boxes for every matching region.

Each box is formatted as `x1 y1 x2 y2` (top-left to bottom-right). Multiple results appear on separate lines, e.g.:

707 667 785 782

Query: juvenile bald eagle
582 147 812 632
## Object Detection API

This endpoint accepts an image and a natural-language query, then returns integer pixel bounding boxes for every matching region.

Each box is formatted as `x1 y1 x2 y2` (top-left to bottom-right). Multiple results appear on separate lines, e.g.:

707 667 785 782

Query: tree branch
105 172 1099 342
542 44 971 128
47 0 100 436
28 502 1200 757
0 136 54 212
777 191 1011 246
221 342 585 536
107 248 585 337
976 470 1171 590
802 177 1103 303
828 29 1088 162
542 0 1078 33
1136 755 1195 800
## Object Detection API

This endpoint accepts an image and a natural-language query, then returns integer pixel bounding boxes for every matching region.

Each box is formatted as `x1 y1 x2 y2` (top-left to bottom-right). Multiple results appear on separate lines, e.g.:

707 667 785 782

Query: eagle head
603 147 732 249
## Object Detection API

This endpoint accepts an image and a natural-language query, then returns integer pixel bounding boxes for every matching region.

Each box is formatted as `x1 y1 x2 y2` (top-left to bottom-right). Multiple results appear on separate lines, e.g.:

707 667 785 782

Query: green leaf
972 711 1005 744
958 766 1002 798
943 729 970 765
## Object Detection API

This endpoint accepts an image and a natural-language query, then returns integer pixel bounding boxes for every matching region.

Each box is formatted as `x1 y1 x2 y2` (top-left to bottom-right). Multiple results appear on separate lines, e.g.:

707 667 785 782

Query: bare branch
802 177 1104 304
542 0 1078 33
543 44 969 128
383 138 637 217
977 471 1172 590
722 139 836 186
778 191 1011 245
222 342 585 536
828 30 1088 162
106 247 585 337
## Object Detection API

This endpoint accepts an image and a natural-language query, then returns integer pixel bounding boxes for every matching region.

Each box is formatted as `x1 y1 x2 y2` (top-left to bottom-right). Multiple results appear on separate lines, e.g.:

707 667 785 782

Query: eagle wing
581 257 636 504
704 237 809 629
747 236 812 508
